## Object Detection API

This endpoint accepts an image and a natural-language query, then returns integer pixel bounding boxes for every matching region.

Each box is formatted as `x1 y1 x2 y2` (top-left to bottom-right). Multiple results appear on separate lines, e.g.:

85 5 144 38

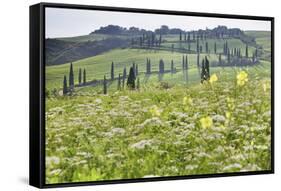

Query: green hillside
45 26 272 183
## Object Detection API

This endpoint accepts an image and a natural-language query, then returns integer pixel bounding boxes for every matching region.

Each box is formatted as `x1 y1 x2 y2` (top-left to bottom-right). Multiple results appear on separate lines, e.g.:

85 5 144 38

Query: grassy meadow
45 31 272 184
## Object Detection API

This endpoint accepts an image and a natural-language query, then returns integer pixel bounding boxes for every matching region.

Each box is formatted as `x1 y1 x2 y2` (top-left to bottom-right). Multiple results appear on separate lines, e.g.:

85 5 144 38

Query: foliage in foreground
45 69 271 184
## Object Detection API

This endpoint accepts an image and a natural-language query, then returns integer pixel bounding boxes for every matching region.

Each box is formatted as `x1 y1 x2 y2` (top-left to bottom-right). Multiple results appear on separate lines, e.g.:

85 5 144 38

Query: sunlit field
45 29 272 184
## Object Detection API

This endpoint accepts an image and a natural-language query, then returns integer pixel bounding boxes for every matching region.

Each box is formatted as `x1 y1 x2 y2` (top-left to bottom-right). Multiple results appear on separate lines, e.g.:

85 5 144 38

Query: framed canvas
29 2 274 188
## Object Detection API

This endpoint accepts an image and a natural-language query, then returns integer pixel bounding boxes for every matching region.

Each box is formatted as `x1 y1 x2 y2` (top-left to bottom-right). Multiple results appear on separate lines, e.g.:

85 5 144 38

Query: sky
46 7 271 38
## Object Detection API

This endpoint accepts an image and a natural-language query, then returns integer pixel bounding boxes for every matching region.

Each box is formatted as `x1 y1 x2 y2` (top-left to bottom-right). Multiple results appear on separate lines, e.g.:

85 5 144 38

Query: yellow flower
149 105 161 117
183 96 193 105
225 111 231 119
236 71 248 86
200 116 213 129
251 140 254 146
209 74 218 84
262 82 270 92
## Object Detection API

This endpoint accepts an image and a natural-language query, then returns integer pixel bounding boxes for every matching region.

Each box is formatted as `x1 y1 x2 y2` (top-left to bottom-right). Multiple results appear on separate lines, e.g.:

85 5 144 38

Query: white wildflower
130 139 154 149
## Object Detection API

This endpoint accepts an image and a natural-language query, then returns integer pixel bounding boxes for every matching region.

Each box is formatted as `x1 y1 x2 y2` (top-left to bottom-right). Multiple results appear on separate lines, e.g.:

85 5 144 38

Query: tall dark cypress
182 55 185 70
185 55 188 70
127 67 136 89
225 41 226 54
146 58 151 74
179 31 182 41
69 62 74 87
78 68 82 84
132 62 136 76
201 57 210 82
123 67 127 79
83 68 86 84
205 42 208 53
227 48 231 64
136 78 140 90
214 42 217 54
103 75 107 94
197 53 200 68
122 67 126 88
196 38 199 53
201 59 206 82
159 34 162 46
255 48 258 58
63 75 68 95
245 44 249 58
171 60 174 74
205 56 210 77
111 62 114 80
117 74 121 90
219 53 222 66
159 59 165 73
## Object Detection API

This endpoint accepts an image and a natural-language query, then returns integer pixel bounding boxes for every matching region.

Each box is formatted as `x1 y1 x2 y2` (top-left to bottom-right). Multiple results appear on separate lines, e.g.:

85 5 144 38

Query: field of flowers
46 65 271 184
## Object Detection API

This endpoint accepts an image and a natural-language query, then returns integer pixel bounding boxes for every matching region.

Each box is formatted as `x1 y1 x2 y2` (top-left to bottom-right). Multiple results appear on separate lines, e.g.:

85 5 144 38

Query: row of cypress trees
63 63 87 95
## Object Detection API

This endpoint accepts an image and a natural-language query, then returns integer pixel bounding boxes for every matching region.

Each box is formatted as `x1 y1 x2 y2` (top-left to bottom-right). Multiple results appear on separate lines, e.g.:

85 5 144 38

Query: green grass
245 31 271 51
45 61 271 183
45 31 272 184
56 33 130 42
46 48 219 90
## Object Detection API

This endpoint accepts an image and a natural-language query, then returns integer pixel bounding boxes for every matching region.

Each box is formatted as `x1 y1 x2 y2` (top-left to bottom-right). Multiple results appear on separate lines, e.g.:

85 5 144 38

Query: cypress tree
201 59 206 82
201 57 210 82
146 58 151 74
193 31 195 40
184 33 187 42
245 44 249 58
219 53 222 66
182 55 185 70
139 37 142 46
205 41 208 53
111 62 114 80
159 59 165 73
63 75 67 95
78 68 82 84
127 67 136 89
133 62 136 76
103 75 107 94
69 62 74 87
197 38 199 53
123 67 127 79
185 55 188 70
171 60 174 74
117 74 121 90
159 34 162 46
188 42 191 51
227 48 231 64
197 53 200 68
136 78 140 90
214 42 217 54
187 32 190 41
205 56 210 78
83 68 86 84
179 31 182 41
255 48 258 58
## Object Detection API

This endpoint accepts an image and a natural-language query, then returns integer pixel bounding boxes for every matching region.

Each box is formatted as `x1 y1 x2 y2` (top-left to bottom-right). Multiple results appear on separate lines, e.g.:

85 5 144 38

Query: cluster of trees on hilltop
91 25 250 40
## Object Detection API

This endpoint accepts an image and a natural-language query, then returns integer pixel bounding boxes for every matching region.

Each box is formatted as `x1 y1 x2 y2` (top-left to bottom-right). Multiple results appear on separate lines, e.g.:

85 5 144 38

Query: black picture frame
30 2 274 188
